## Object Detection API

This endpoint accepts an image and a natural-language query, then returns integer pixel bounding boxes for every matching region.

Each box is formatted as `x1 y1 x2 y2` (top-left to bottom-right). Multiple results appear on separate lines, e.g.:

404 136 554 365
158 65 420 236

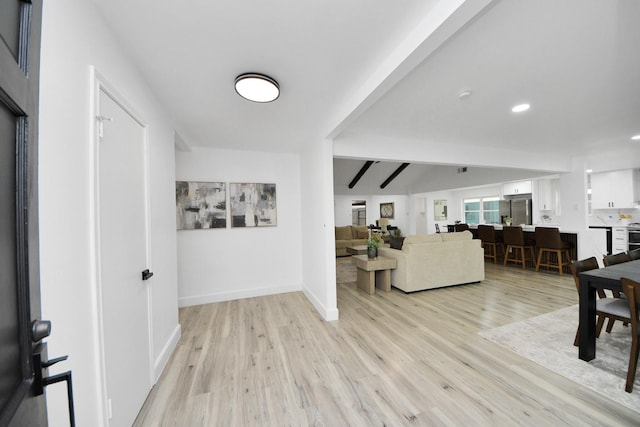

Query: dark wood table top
578 258 640 361
579 259 640 290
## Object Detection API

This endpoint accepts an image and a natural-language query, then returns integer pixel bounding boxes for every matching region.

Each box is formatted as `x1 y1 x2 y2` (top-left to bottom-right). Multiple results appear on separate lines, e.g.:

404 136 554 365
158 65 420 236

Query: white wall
39 0 179 425
301 139 338 321
334 194 410 233
411 190 455 234
334 195 369 226
175 148 303 306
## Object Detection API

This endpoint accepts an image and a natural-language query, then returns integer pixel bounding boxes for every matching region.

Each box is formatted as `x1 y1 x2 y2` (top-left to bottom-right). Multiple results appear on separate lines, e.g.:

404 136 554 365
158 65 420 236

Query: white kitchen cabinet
537 179 557 210
503 180 532 196
591 169 639 209
612 226 628 254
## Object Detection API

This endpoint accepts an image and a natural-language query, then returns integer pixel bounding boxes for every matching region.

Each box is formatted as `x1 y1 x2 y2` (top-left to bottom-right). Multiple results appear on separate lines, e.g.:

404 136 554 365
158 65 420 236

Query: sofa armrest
377 247 408 287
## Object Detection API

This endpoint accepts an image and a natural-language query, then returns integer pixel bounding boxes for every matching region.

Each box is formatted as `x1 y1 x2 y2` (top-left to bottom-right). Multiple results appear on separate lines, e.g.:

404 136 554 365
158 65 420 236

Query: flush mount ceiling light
511 103 530 113
234 73 279 103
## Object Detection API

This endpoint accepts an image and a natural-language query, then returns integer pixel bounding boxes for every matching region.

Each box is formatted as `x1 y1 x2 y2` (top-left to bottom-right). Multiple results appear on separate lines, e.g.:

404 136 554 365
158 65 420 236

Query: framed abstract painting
380 202 394 219
176 181 226 230
230 183 277 227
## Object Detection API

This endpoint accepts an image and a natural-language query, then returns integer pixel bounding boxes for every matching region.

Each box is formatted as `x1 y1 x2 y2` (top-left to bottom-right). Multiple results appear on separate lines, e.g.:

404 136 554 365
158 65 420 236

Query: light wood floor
134 260 639 426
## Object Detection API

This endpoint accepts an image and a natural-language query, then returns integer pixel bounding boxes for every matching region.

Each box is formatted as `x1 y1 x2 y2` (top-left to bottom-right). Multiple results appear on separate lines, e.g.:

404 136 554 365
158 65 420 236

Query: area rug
479 305 640 413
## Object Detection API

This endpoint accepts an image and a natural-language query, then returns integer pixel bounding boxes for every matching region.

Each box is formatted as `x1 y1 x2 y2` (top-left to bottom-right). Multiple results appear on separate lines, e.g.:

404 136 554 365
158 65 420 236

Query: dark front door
0 0 45 425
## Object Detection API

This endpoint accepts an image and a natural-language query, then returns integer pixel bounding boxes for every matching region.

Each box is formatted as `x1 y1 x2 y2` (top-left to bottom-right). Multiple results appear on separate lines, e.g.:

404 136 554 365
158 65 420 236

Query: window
482 197 500 224
463 198 480 224
463 196 500 224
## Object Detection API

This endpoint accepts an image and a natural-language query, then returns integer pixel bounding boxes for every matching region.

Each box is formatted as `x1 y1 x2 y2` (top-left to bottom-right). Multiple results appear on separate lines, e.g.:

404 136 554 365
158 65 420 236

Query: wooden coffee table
346 245 368 255
351 255 397 294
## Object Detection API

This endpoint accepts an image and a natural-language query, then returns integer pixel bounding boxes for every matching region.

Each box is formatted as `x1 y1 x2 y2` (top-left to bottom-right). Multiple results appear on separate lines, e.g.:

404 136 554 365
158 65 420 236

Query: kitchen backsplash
590 208 639 226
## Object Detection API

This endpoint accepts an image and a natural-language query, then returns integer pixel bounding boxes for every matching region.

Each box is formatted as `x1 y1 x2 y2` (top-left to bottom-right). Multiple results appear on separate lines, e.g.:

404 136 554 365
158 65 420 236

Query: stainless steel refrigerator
499 199 532 225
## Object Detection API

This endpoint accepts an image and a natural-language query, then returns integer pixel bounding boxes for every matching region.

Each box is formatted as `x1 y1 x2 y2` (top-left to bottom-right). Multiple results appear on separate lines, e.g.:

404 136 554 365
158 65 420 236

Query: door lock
31 319 51 342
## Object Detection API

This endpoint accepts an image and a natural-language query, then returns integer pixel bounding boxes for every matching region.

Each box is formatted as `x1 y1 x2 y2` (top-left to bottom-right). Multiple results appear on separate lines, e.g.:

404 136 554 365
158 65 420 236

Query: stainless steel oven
629 223 640 251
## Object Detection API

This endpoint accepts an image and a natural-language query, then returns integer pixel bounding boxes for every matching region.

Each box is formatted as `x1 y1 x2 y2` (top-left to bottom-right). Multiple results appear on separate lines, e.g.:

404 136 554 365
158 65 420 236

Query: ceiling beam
380 163 410 189
325 0 494 140
348 161 375 188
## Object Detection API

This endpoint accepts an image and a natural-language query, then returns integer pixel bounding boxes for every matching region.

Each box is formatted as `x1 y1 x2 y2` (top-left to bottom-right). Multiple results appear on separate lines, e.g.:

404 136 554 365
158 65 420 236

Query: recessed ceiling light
511 103 530 113
235 73 279 103
631 134 640 141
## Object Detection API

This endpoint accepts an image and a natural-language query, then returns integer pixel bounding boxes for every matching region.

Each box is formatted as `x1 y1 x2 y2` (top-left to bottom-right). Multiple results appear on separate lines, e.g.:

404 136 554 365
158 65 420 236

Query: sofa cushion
441 230 473 242
335 240 351 249
403 234 442 245
335 226 352 241
352 225 369 239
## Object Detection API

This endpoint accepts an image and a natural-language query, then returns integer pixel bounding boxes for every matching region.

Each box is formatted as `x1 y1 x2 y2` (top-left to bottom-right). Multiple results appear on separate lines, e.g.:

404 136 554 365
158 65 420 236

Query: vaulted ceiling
91 0 640 194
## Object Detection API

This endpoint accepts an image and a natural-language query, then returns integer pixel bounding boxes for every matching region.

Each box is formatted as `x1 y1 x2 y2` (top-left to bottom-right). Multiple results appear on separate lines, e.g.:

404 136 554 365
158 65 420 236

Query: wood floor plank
134 260 639 426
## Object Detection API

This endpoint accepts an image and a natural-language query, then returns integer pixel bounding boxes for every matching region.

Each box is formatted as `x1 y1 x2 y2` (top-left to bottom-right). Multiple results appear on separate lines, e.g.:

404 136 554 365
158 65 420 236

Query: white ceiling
344 0 640 154
90 0 443 152
90 0 640 194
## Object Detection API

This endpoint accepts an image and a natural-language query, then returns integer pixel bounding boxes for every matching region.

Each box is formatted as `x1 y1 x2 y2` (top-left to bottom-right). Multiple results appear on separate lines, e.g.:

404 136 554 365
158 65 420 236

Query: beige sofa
335 225 369 256
377 231 484 292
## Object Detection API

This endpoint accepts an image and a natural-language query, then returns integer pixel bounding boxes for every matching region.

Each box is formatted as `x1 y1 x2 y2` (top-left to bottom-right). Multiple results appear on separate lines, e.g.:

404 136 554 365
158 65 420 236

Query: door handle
142 269 154 280
33 346 75 427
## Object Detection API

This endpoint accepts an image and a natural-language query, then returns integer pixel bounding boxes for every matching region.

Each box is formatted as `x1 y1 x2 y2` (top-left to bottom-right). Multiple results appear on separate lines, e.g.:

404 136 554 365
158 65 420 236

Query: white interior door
97 86 152 426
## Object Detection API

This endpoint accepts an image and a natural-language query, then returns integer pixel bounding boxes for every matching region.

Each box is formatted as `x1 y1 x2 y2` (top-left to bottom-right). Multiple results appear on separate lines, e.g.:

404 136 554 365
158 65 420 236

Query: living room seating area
377 230 484 292
335 225 370 257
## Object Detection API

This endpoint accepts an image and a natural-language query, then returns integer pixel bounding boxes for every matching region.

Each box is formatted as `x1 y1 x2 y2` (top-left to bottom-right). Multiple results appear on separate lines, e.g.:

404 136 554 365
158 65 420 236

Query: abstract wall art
176 181 226 230
230 183 277 227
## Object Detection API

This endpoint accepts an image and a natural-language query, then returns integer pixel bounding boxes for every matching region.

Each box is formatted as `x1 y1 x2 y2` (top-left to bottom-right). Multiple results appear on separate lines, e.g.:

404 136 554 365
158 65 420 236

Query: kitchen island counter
464 224 579 270
466 223 581 234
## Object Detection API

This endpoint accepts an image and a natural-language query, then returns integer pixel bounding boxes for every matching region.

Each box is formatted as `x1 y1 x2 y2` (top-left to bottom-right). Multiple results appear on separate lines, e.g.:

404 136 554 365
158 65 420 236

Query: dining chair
570 257 631 346
477 225 504 263
620 277 640 393
435 224 440 233
627 248 640 261
454 223 469 232
503 226 536 269
603 252 633 300
604 252 632 267
535 227 572 276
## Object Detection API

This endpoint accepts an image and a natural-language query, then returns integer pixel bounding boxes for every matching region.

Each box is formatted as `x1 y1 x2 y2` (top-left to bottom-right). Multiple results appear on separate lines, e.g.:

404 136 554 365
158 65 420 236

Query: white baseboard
303 288 339 321
178 284 339 322
178 284 302 307
153 323 181 382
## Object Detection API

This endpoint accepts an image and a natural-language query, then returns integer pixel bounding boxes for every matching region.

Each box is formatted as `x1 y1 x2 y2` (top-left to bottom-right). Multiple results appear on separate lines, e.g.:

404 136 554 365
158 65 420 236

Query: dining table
578 258 640 361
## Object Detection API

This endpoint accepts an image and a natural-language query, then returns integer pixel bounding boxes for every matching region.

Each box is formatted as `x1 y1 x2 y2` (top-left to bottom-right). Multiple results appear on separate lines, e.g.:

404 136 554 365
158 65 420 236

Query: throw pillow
356 229 369 239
